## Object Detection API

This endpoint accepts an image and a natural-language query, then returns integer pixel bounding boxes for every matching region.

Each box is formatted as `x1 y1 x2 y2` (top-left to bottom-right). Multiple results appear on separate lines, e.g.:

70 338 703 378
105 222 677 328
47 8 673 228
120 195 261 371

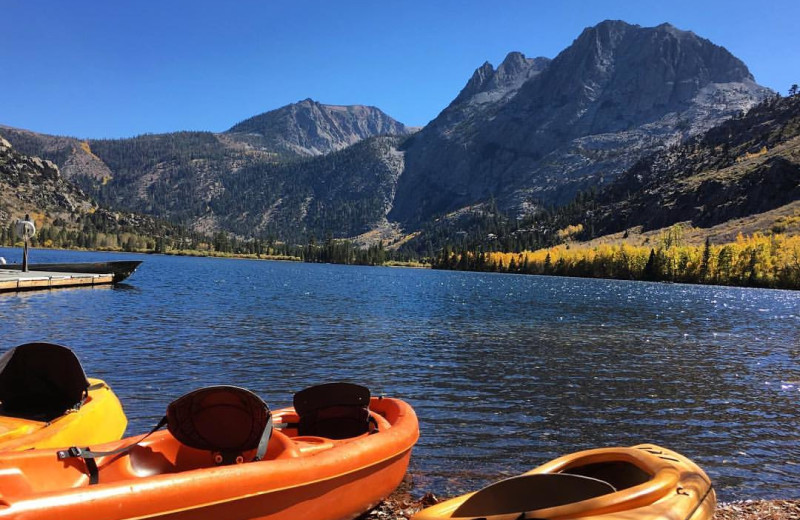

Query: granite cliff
390 21 772 225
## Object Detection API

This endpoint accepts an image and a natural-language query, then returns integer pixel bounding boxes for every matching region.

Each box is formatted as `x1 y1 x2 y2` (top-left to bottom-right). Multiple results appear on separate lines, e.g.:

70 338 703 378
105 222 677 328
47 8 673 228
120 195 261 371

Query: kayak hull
0 396 418 520
413 444 715 520
0 378 127 452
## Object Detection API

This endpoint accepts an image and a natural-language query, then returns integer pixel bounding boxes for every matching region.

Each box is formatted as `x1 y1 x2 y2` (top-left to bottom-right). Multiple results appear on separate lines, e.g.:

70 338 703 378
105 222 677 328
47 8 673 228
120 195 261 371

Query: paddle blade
452 473 615 518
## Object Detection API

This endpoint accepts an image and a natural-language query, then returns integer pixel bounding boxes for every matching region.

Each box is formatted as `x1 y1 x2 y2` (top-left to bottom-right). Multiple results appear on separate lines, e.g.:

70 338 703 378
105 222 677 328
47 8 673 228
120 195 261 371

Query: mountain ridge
0 20 778 248
586 93 800 236
0 136 188 251
390 20 771 225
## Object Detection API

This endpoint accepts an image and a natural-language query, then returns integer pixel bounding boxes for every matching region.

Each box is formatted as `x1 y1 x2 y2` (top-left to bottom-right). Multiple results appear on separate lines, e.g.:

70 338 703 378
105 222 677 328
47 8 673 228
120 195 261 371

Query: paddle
451 473 616 519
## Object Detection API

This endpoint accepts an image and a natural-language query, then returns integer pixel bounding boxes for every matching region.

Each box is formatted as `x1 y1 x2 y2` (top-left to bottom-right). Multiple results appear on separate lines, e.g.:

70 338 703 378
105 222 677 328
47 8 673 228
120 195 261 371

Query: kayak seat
0 343 89 422
166 386 273 465
293 383 374 440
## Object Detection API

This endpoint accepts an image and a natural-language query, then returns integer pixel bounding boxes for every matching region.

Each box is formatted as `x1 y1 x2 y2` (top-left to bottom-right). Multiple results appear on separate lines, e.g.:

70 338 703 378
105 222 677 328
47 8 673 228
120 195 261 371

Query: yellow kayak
0 343 127 451
413 444 715 520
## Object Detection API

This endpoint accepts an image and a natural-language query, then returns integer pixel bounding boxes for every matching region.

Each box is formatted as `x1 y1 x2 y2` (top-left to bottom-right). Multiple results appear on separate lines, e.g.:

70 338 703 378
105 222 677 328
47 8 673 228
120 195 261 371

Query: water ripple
1 248 799 500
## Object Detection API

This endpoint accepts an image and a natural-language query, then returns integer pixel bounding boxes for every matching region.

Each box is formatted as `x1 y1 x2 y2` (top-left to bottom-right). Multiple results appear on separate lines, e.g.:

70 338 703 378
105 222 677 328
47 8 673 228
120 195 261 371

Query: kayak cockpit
274 382 391 450
414 445 713 520
0 382 398 497
561 460 653 491
448 460 655 517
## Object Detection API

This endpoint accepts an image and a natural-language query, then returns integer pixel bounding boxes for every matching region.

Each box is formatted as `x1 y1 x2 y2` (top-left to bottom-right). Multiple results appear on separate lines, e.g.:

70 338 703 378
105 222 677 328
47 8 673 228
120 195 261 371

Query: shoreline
363 483 800 519
5 243 798 291
714 500 800 519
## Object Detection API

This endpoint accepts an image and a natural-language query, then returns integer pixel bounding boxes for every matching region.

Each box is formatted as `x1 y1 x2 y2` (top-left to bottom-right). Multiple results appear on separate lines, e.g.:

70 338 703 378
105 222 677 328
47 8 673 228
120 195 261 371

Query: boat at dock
0 382 418 520
2 260 142 283
412 444 715 520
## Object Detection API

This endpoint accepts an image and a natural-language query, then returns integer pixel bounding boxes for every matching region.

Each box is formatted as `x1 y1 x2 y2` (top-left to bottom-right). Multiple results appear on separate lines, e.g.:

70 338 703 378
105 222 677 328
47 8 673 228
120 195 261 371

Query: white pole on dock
15 215 36 272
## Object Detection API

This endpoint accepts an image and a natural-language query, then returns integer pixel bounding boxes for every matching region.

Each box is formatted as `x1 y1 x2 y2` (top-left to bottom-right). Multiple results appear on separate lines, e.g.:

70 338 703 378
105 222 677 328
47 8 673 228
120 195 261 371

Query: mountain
0 128 406 241
208 135 405 241
586 93 800 236
226 99 409 157
0 135 94 224
390 20 772 226
0 137 184 249
0 21 776 247
0 100 410 236
398 93 800 260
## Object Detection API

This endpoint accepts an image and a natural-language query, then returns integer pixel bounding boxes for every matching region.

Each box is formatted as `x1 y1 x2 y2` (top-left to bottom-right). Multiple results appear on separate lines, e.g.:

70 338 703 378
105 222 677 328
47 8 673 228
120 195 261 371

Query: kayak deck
0 378 127 452
0 408 392 491
0 396 418 520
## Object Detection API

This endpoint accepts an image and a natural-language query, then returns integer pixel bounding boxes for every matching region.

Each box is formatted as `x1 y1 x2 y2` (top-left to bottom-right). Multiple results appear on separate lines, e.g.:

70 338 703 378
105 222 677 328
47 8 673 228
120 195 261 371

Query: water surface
1 248 799 501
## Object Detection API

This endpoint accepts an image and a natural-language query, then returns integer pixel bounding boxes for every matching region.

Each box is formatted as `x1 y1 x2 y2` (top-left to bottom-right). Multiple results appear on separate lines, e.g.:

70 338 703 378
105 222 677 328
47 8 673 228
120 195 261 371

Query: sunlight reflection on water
1 248 799 500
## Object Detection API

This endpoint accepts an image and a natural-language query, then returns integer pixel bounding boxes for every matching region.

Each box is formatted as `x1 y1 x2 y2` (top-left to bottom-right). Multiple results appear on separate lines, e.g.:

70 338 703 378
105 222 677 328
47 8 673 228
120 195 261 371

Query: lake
1 247 799 501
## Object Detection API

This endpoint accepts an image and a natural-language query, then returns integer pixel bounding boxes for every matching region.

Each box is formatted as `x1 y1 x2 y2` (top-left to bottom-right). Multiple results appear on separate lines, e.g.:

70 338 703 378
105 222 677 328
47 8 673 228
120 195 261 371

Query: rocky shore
714 500 800 520
362 483 800 519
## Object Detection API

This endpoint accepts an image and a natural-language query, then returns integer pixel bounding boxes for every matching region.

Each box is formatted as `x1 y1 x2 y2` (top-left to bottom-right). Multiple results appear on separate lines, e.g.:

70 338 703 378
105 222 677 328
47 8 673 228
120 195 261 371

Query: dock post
15 214 35 272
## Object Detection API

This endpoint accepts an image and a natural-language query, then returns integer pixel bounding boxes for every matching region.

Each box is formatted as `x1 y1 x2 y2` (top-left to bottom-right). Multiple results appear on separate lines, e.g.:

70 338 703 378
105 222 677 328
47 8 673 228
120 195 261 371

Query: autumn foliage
434 230 800 290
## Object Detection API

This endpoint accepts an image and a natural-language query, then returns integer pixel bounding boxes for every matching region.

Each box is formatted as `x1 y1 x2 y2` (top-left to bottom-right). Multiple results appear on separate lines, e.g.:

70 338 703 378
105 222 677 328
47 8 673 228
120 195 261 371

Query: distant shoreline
0 245 430 269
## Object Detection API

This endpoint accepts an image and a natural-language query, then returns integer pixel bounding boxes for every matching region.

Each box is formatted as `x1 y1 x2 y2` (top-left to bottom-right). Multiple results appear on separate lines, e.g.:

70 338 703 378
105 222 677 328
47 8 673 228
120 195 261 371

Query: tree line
433 227 800 290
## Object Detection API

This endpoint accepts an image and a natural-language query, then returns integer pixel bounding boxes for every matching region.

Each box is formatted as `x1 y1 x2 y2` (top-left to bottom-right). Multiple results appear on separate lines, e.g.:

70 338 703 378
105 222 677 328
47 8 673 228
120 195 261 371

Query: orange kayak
0 383 418 520
412 444 715 520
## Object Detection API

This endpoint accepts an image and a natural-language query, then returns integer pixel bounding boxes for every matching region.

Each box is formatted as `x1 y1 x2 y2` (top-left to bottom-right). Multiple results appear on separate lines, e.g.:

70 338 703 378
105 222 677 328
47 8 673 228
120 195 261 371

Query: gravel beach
361 483 800 520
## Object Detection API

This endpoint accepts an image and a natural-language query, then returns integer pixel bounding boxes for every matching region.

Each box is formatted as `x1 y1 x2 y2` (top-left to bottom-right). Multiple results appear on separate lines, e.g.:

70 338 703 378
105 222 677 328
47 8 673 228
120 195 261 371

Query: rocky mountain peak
391 20 772 225
225 99 409 156
452 52 550 107
456 62 496 102
575 19 633 45
495 52 550 90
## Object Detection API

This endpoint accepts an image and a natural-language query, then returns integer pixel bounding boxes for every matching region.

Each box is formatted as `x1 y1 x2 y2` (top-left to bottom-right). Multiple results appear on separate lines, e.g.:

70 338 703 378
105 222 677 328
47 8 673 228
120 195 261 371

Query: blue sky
1 0 798 139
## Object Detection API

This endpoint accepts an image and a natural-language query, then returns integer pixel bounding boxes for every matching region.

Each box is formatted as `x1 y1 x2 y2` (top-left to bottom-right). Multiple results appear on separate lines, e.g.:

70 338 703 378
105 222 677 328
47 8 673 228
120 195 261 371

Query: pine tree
643 249 658 281
699 237 712 282
717 246 734 284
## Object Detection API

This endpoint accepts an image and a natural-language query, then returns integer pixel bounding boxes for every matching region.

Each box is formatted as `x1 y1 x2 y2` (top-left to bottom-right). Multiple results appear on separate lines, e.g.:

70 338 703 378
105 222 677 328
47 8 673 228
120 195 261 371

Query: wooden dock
0 269 115 293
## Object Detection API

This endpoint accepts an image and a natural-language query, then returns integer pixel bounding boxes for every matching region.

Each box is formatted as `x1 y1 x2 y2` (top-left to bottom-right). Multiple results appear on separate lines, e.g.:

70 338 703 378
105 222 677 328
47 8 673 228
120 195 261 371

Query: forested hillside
208 136 405 241
424 92 800 289
0 100 409 240
0 136 194 252
589 93 800 235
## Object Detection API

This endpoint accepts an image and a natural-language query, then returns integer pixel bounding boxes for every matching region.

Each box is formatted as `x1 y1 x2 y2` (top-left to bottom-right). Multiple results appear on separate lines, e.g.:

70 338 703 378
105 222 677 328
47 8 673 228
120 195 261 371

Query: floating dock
0 269 114 293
